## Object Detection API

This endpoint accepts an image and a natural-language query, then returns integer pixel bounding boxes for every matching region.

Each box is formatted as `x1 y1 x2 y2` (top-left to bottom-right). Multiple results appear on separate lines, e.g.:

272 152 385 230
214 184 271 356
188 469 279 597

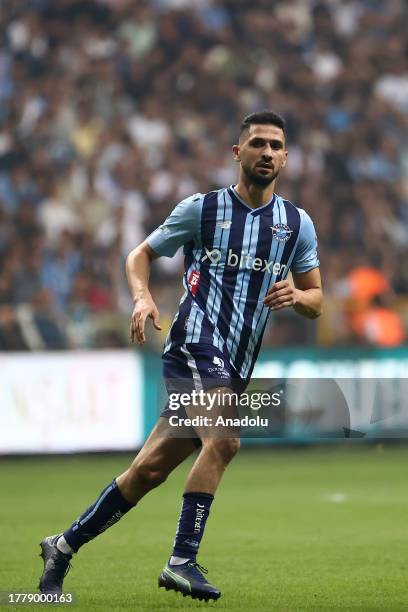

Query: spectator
351 295 406 347
0 304 29 350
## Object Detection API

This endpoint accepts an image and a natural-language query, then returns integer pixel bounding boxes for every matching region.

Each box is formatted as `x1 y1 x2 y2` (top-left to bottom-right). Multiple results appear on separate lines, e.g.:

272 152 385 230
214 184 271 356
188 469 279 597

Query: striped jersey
147 186 319 380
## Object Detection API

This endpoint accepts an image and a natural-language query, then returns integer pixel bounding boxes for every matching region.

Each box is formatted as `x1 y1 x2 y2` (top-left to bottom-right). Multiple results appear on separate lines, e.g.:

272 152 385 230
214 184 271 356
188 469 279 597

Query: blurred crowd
0 0 407 351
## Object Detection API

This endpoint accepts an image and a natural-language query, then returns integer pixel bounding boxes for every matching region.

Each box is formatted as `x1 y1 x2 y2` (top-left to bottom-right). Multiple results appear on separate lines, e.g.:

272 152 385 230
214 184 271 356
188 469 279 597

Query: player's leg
159 385 240 601
39 423 197 594
115 419 199 504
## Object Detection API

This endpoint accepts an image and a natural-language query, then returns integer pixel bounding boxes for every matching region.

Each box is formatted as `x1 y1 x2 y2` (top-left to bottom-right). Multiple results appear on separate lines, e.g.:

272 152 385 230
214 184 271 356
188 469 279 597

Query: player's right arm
126 193 203 345
126 241 162 345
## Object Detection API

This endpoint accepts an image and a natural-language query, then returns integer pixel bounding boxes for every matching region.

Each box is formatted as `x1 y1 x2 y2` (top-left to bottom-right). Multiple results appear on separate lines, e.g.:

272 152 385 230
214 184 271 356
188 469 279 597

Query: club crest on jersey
271 223 293 242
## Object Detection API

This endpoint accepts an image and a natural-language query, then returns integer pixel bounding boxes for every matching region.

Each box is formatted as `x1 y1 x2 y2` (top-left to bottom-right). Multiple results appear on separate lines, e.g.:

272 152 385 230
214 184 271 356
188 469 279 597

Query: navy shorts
161 343 247 419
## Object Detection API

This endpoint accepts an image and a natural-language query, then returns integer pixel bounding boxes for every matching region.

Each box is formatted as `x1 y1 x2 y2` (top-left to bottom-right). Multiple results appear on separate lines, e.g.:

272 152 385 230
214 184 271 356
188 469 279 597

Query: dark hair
240 111 286 137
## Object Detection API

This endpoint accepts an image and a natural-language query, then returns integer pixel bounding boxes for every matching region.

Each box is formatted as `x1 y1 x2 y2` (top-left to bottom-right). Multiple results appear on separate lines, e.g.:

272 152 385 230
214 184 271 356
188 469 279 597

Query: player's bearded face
241 161 279 187
234 125 287 188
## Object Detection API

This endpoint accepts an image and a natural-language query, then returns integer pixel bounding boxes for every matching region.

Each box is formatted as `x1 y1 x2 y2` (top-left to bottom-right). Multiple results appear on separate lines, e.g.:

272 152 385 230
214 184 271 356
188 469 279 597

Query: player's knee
224 437 240 461
133 463 167 491
204 437 240 465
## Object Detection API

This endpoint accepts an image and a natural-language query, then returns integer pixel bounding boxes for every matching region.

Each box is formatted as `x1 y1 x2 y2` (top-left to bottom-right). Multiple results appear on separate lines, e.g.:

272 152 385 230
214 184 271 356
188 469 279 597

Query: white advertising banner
0 350 143 453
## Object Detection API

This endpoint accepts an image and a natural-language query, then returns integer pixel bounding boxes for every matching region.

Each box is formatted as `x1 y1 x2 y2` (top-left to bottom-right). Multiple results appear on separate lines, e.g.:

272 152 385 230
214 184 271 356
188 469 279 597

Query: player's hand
263 280 299 310
130 296 162 345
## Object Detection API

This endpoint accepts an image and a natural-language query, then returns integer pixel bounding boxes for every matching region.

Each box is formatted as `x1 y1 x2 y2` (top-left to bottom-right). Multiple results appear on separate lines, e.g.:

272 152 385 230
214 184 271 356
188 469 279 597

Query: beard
242 163 279 187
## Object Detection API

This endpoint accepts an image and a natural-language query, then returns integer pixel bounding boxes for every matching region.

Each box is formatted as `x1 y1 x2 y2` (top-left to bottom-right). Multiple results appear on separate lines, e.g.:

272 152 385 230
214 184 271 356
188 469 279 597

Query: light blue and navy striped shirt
147 186 319 380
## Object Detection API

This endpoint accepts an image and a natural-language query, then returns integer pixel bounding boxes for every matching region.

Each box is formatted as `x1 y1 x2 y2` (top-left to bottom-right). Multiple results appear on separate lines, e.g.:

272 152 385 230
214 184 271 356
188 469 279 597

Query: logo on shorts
212 356 224 368
208 355 228 378
271 223 293 242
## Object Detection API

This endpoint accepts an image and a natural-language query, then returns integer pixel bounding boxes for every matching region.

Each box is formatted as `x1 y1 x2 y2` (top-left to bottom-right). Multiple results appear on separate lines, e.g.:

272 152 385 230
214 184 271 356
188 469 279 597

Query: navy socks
172 492 214 561
61 482 213 560
63 479 134 552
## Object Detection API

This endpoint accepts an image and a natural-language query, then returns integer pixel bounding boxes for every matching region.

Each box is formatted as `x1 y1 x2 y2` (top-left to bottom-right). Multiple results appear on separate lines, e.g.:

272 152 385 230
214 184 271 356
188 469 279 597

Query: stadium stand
0 0 407 350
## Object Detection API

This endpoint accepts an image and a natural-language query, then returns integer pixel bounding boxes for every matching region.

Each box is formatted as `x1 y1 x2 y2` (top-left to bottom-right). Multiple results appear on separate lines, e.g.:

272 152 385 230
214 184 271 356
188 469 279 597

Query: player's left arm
263 268 323 319
264 208 322 318
292 268 323 318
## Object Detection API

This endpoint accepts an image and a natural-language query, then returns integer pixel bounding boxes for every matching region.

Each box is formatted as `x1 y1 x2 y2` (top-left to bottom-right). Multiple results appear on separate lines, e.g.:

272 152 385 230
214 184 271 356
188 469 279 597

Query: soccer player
39 111 322 601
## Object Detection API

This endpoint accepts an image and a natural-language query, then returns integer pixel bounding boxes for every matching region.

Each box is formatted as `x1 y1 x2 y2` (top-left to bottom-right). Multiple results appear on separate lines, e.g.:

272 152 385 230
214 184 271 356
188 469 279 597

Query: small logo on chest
271 223 293 242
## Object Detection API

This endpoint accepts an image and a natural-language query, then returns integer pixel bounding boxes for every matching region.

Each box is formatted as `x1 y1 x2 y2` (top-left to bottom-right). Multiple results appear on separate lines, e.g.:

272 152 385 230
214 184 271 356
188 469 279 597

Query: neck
234 175 276 209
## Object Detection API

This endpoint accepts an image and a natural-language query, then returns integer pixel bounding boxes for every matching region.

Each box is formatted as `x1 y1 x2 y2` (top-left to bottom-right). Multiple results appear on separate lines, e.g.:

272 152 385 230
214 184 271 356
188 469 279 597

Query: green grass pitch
1 445 407 611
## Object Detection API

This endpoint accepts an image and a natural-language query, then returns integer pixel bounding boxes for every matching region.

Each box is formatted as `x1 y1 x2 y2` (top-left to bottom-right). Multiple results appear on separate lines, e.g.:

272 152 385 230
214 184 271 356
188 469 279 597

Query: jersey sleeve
146 193 203 257
291 209 319 273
